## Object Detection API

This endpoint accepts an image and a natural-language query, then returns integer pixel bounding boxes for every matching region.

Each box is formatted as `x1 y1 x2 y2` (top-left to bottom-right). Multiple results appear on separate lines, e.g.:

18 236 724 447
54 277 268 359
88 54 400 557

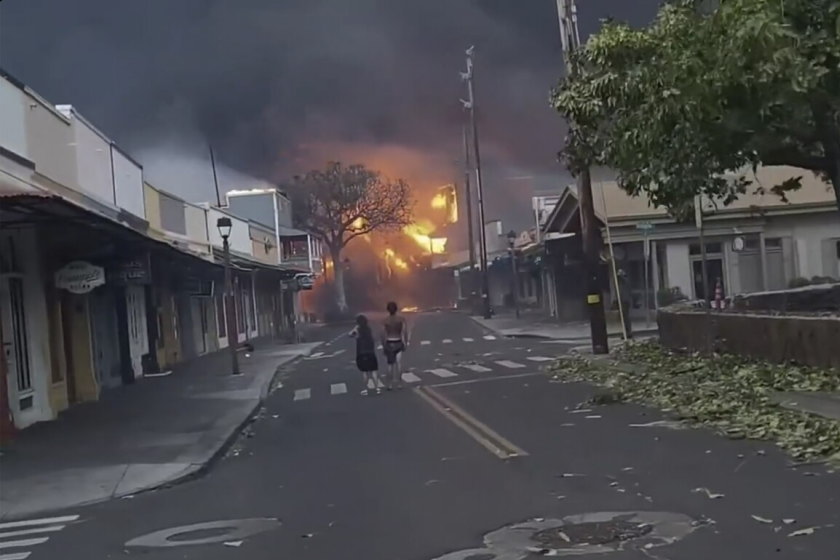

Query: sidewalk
470 309 658 341
0 339 322 520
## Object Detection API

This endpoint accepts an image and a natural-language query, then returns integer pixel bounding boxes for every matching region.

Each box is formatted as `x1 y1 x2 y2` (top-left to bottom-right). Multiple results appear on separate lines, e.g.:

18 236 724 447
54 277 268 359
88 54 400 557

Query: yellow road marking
415 386 528 460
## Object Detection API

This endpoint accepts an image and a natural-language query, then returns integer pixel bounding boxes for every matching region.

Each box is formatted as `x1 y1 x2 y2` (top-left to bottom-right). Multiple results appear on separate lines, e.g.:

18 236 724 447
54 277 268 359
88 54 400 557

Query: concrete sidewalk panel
0 338 324 521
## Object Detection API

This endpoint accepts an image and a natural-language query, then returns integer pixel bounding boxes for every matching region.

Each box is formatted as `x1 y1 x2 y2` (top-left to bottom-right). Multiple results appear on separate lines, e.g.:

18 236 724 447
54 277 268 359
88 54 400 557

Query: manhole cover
432 511 702 559
532 517 653 548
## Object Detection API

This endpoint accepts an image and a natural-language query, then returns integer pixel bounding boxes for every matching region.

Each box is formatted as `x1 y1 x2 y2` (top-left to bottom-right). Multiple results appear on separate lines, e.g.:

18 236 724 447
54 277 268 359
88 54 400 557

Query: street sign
636 222 655 232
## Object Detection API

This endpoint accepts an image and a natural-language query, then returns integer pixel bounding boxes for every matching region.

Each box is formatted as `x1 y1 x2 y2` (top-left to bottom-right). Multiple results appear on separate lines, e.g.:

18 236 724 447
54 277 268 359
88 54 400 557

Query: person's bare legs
373 370 384 392
393 351 403 388
360 371 373 395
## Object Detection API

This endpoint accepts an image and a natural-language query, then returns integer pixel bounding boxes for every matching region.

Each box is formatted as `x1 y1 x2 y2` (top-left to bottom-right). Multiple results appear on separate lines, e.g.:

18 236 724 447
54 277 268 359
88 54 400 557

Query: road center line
415 386 528 460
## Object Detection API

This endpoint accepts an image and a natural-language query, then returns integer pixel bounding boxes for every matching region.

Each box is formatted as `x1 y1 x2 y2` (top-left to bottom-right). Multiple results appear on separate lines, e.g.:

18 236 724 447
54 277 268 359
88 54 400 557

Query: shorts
383 340 405 365
356 353 379 372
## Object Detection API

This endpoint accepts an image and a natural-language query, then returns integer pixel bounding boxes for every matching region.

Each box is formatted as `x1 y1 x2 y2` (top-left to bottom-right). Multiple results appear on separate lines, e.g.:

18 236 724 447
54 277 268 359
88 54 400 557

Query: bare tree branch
288 161 414 252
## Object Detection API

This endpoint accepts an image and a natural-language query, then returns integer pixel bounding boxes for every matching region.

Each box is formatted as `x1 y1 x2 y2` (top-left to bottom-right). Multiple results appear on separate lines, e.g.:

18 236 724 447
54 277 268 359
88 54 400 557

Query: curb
118 344 322 497
0 343 324 521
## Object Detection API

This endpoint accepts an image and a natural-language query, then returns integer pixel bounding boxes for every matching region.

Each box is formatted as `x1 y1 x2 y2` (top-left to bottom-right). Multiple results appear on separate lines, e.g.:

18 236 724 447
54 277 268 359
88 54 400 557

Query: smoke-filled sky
0 0 661 232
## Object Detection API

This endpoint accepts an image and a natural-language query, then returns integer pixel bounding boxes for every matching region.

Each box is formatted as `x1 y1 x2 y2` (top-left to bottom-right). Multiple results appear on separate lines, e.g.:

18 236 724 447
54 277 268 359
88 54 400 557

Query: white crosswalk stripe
495 360 525 369
0 538 48 550
461 363 491 373
428 368 458 378
420 340 431 346
293 388 311 401
462 337 474 342
330 383 347 395
0 514 78 560
483 335 497 340
442 339 452 344
526 356 554 362
0 526 67 539
401 372 422 384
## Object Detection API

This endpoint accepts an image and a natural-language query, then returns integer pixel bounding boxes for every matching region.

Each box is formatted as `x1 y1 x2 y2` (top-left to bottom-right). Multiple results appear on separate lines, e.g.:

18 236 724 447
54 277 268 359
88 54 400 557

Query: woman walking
382 301 409 389
349 314 383 395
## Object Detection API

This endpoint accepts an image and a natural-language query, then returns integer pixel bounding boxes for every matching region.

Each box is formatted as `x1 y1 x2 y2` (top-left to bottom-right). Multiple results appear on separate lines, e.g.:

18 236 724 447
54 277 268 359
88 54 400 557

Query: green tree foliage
551 0 840 215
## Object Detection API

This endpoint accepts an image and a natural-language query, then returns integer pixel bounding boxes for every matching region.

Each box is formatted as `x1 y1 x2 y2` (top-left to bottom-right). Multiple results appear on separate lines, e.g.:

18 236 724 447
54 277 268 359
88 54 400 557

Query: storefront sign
55 261 105 294
111 254 151 285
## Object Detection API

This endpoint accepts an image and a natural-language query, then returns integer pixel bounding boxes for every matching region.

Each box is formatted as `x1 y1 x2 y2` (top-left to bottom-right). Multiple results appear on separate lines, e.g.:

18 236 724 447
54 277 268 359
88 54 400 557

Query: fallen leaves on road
751 515 773 524
548 341 840 462
224 541 244 547
788 527 817 537
692 487 725 499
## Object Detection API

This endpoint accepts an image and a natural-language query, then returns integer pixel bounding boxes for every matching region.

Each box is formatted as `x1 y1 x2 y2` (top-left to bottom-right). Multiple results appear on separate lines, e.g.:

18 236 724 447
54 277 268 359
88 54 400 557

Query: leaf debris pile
548 341 840 460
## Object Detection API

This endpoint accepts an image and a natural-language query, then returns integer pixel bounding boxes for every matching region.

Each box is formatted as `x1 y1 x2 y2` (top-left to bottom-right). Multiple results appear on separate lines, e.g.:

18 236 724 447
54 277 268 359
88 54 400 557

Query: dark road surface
17 311 840 560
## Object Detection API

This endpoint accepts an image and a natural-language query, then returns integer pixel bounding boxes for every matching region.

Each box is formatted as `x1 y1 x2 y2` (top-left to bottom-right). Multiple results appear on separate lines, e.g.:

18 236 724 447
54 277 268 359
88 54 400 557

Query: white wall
0 76 29 158
57 107 114 205
113 149 145 218
24 93 77 189
764 212 840 278
207 208 252 255
664 241 693 298
185 203 211 255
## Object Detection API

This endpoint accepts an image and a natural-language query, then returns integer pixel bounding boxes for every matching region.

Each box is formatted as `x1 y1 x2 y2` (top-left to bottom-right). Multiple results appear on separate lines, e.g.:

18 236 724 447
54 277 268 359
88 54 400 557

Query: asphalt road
16 311 840 560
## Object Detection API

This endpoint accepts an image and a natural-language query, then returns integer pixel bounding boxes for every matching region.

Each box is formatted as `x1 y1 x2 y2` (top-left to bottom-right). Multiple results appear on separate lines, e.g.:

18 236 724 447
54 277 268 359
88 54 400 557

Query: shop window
689 242 723 255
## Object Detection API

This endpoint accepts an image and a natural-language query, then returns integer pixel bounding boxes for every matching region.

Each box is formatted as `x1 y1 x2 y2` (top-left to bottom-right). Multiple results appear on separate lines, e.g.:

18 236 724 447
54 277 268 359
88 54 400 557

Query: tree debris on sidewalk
548 341 840 461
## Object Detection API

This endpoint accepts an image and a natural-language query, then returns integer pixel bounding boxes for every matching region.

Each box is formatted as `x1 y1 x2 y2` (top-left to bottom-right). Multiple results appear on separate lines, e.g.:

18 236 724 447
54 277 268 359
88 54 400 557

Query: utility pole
209 144 222 207
462 124 477 305
461 46 492 320
557 0 609 353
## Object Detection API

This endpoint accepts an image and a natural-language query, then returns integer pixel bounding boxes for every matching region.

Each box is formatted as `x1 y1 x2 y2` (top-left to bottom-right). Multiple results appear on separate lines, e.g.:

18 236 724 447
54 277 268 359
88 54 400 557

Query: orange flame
403 221 447 255
384 248 409 270
431 192 447 209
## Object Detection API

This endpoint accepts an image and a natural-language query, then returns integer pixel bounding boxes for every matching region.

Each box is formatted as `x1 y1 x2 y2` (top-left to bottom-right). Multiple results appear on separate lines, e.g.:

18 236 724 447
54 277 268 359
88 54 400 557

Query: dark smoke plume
1 0 660 233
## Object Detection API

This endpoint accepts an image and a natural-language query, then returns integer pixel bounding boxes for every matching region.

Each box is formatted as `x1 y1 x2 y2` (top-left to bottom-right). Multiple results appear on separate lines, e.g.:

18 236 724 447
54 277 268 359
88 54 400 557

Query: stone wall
658 307 840 369
731 283 840 313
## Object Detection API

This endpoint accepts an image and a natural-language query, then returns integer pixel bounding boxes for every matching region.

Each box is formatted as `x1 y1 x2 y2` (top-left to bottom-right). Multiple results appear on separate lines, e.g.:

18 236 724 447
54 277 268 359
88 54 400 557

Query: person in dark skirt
349 314 382 395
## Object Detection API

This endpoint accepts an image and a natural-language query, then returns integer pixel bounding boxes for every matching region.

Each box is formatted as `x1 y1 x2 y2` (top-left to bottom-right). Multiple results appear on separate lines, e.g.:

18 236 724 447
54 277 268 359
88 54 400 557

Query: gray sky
0 0 661 230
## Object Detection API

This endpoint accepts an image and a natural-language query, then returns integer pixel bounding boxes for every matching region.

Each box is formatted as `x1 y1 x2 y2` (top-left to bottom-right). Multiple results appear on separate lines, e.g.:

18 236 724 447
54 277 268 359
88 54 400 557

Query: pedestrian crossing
0 514 78 559
413 336 498 346
289 355 556 401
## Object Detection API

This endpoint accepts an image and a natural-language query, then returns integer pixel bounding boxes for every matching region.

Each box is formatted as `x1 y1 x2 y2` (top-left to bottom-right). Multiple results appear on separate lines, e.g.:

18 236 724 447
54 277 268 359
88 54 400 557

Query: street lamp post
507 230 520 319
217 217 241 376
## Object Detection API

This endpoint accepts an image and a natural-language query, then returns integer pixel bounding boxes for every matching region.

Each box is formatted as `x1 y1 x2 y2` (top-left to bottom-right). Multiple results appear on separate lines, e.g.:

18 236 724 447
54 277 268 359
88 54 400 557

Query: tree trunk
829 159 840 214
330 247 348 313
